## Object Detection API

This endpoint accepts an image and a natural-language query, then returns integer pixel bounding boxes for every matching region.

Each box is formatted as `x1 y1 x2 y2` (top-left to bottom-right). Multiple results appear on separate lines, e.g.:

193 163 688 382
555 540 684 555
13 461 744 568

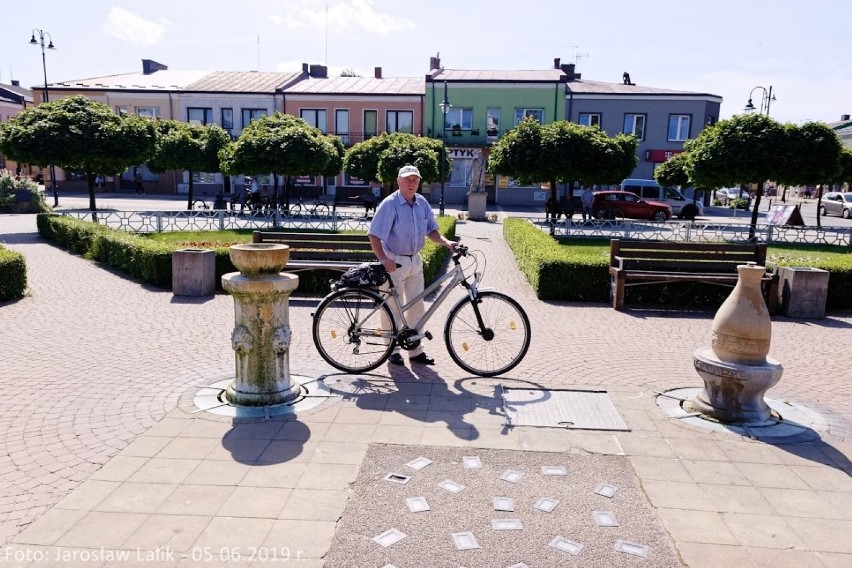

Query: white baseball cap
398 165 421 178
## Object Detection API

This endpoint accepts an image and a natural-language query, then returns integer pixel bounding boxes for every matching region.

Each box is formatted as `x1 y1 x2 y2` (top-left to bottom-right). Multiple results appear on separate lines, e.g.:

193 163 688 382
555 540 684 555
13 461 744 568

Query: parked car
819 192 852 219
592 191 672 221
620 179 703 219
715 188 750 203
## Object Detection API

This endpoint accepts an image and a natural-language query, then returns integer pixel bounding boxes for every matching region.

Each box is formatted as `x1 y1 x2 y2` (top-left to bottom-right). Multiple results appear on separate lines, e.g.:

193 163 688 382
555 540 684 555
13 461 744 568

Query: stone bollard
172 248 215 297
780 267 829 318
221 244 300 406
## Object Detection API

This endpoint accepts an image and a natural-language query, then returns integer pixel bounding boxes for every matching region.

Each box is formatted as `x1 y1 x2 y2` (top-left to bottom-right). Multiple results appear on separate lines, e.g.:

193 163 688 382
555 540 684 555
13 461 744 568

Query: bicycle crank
397 328 432 350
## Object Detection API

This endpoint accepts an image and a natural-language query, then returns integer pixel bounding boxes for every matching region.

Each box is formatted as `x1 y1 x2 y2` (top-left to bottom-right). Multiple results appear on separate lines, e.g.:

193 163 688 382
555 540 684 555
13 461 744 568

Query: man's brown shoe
410 353 435 365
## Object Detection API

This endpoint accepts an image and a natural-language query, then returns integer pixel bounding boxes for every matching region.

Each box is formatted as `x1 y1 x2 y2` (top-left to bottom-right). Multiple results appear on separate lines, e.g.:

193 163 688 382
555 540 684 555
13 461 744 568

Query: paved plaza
0 203 850 567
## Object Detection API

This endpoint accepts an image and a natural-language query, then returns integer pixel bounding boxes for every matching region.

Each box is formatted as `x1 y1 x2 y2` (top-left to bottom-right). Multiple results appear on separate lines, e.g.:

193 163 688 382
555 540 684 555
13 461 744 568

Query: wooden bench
252 231 374 273
609 239 779 313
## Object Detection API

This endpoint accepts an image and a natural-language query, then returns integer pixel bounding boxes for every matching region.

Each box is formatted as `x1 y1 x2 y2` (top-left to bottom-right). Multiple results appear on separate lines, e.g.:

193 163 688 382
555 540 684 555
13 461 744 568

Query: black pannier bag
335 262 388 289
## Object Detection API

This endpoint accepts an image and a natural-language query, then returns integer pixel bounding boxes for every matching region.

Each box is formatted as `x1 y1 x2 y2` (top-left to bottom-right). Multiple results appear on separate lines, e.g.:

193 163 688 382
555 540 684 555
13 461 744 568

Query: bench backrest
252 231 373 262
610 239 767 273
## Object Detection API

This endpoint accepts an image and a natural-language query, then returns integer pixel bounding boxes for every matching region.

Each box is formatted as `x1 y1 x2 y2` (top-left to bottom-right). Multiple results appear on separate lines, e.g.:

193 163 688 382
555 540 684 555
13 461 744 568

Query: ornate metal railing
524 217 852 247
59 210 372 233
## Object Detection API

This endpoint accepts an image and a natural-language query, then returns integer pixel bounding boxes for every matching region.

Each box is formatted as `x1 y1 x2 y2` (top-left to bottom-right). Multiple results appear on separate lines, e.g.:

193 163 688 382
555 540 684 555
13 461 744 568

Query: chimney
560 63 579 80
554 57 561 69
11 80 20 87
141 59 168 75
429 55 442 71
842 114 851 121
309 64 328 78
374 67 382 79
302 63 309 74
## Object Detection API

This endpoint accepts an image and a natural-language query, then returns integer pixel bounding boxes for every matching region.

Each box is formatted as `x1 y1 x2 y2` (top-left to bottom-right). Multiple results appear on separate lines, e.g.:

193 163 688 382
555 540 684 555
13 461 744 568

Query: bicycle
311 244 531 377
289 195 330 217
192 193 211 210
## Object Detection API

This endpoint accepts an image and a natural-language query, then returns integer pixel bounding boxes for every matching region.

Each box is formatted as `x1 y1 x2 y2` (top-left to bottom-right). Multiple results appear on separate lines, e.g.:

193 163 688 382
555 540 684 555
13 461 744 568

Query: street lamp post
438 81 451 217
29 29 59 207
744 85 776 117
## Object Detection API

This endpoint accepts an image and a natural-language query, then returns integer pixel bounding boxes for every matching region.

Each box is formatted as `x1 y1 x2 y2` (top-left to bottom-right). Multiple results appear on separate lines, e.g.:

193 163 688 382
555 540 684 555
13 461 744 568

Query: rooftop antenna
325 4 328 65
256 35 260 71
561 45 588 66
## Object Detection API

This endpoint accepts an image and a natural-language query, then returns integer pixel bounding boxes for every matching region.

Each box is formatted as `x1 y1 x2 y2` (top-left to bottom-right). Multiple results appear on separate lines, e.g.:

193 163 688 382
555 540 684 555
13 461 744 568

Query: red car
592 191 672 222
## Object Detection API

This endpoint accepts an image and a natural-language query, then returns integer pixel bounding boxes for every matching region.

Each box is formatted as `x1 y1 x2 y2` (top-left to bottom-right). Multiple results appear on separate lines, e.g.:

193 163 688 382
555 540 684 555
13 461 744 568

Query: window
387 110 413 133
300 109 327 133
221 108 234 131
335 109 349 144
188 107 213 126
364 110 378 139
191 172 216 183
486 107 501 138
668 114 691 141
241 108 267 128
513 108 544 125
623 114 646 140
135 106 160 118
444 108 473 131
578 113 601 127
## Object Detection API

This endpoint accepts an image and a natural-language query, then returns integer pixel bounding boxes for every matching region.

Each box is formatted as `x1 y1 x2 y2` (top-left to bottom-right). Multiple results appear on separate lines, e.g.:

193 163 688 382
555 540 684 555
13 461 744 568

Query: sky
3 0 850 125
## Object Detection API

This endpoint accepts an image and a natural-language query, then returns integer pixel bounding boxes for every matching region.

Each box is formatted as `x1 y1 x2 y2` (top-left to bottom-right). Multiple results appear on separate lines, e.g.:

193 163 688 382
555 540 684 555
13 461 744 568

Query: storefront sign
644 149 684 162
447 148 479 159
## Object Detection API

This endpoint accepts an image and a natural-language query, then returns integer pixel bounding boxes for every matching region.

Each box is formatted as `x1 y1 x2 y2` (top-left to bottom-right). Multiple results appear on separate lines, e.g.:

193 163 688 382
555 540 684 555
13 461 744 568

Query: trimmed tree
780 122 842 228
687 114 787 238
0 95 156 211
344 132 448 196
146 120 231 210
219 112 342 210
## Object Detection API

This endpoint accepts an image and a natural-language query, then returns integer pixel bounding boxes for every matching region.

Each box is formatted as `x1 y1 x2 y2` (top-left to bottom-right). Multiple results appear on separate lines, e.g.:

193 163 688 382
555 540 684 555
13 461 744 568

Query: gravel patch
325 444 681 567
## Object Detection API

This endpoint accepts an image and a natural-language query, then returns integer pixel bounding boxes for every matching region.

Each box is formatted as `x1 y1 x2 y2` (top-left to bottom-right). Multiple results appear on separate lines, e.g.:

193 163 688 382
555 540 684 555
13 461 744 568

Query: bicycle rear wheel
290 204 304 217
444 291 531 377
192 200 208 210
312 288 396 373
314 203 329 217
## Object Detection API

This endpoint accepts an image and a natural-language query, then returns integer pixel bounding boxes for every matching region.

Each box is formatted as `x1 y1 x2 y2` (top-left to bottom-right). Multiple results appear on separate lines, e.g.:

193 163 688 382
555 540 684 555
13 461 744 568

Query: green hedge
0 244 27 301
36 214 458 296
503 218 852 311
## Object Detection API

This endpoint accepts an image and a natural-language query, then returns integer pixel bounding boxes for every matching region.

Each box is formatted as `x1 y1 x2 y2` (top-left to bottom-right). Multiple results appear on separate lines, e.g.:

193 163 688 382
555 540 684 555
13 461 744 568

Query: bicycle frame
375 255 480 344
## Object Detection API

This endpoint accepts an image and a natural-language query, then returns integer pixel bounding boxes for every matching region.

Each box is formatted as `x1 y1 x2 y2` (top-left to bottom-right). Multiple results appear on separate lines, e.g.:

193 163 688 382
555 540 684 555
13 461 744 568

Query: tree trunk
186 170 195 210
815 185 823 228
748 181 765 240
87 171 97 212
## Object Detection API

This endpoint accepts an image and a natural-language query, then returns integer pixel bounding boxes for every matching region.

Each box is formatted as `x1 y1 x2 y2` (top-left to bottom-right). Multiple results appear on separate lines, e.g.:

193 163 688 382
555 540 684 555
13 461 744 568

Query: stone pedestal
780 267 829 318
690 346 783 424
172 248 215 297
222 244 300 406
467 191 487 221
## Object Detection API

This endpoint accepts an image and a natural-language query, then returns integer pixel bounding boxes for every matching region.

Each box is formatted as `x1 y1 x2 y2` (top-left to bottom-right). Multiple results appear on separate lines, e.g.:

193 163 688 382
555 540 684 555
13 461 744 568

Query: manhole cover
502 388 630 431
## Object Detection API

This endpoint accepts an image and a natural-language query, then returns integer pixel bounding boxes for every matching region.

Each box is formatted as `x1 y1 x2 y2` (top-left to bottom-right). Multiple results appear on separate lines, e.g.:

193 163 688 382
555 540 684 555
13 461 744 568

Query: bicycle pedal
424 331 433 341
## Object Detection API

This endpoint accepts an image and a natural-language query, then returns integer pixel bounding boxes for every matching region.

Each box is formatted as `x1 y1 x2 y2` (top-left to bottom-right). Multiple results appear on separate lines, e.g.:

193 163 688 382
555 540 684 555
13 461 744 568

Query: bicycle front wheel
312 288 397 373
314 203 329 217
192 200 207 210
444 291 531 377
290 204 304 217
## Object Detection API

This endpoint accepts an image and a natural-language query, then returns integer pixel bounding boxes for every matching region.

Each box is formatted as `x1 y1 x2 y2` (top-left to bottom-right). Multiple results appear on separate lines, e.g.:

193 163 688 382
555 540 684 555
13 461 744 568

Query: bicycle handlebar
452 244 469 262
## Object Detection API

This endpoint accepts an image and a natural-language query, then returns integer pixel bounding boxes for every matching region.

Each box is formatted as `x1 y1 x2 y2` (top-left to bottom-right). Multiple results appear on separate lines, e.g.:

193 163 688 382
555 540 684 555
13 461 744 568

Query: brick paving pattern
0 207 850 567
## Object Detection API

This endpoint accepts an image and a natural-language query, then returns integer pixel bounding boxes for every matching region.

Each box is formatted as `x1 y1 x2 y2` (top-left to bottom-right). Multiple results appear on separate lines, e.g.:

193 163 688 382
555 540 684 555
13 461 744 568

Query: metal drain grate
502 388 630 431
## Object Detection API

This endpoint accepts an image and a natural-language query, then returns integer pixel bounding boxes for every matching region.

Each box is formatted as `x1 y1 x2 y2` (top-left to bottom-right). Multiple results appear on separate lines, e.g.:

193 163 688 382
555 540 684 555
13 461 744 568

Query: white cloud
104 7 167 46
271 0 414 34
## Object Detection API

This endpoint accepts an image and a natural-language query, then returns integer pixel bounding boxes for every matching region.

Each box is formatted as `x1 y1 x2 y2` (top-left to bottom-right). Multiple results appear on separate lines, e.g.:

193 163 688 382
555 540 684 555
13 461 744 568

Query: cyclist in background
367 164 457 367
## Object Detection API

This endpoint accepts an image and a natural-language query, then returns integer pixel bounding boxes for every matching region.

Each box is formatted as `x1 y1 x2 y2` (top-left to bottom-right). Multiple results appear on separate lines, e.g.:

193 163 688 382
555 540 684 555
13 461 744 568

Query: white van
620 179 703 220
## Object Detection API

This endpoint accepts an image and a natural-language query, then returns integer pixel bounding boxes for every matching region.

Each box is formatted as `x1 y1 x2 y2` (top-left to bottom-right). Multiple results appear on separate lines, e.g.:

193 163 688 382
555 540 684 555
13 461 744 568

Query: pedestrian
368 164 457 366
134 171 145 194
361 189 377 217
581 187 594 220
238 183 248 213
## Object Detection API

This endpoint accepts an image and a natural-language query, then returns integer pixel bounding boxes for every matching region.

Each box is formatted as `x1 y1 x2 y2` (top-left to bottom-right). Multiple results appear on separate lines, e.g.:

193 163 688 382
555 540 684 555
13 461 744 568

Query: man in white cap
368 164 457 366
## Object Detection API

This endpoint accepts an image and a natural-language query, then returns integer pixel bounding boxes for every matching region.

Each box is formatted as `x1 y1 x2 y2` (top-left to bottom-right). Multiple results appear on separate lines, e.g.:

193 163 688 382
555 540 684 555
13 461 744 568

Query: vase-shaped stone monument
688 263 783 424
221 243 300 406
